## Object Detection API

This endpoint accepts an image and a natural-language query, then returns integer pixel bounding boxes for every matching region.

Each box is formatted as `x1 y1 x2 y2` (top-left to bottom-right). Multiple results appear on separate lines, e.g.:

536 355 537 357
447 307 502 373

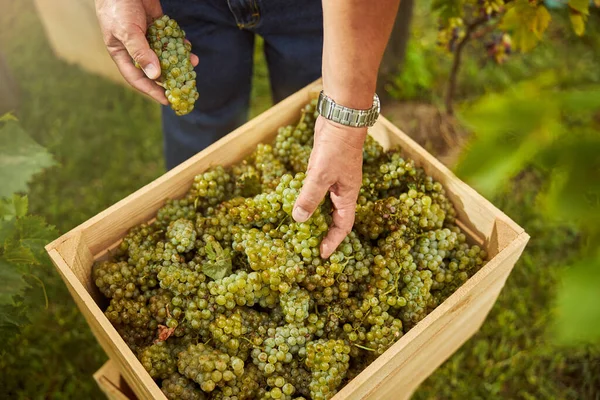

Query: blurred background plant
0 0 598 399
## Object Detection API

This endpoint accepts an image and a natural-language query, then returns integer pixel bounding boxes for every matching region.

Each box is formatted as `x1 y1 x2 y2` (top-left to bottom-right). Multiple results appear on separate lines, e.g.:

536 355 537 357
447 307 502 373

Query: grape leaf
0 259 30 305
4 239 39 266
501 0 551 51
0 302 30 345
0 194 28 220
568 0 590 13
0 219 17 244
203 240 232 280
569 12 586 36
456 75 562 196
16 215 58 260
0 121 56 198
568 0 589 35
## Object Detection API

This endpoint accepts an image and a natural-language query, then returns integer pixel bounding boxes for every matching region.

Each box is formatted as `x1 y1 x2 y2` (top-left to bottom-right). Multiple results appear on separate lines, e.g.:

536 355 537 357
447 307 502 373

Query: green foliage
0 119 56 198
568 0 591 35
456 74 600 229
203 239 233 280
555 253 600 344
386 40 434 100
0 113 59 347
456 74 600 343
501 0 552 51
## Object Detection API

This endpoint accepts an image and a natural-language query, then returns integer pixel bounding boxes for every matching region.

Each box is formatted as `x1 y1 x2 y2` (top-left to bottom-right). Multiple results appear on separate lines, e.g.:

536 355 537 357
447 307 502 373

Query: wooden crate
46 81 528 400
33 0 126 86
94 360 137 400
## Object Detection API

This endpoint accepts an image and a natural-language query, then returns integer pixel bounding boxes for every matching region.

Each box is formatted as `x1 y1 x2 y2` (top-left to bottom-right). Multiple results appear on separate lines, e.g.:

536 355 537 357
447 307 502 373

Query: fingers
145 0 163 20
111 48 168 105
320 191 357 258
293 173 330 223
118 25 161 79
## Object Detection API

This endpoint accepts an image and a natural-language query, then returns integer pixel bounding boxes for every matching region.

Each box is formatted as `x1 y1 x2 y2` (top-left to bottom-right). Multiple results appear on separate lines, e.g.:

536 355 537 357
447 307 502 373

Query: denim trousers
160 0 324 169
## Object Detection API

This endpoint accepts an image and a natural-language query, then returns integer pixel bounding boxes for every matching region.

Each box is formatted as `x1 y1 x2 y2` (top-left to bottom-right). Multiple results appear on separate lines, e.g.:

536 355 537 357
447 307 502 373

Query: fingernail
143 64 159 79
321 243 330 258
292 207 310 222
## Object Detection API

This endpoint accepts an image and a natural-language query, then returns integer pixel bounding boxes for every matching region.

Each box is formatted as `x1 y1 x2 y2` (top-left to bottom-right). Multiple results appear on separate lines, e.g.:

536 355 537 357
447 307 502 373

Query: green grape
305 339 351 400
362 134 384 164
161 372 206 400
178 343 245 392
138 341 177 379
252 143 289 189
158 262 206 296
280 286 311 323
156 196 198 230
189 166 234 209
231 160 262 197
166 218 197 253
105 295 157 351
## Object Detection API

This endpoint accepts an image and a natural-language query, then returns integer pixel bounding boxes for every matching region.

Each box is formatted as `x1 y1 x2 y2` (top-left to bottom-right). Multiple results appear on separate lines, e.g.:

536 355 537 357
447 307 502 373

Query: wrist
319 116 367 149
322 82 375 110
322 62 377 109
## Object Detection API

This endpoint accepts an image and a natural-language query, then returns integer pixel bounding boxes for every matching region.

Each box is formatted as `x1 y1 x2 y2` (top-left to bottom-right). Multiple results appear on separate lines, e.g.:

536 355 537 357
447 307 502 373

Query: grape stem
294 109 308 131
353 343 376 352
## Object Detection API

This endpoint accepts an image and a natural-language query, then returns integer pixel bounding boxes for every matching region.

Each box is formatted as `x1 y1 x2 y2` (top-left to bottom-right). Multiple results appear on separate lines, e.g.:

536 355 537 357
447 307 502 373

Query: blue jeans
160 0 324 169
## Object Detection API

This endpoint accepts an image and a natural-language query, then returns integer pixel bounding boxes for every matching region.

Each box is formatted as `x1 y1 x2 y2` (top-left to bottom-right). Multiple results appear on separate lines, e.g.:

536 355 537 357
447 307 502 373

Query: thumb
293 173 330 223
121 26 161 80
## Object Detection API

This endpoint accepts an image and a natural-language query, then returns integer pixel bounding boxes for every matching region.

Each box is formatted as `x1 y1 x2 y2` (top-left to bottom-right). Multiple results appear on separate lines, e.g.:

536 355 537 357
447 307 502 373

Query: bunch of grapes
178 343 245 393
93 98 489 400
138 341 178 379
305 339 351 400
161 372 206 400
167 218 197 253
146 15 198 116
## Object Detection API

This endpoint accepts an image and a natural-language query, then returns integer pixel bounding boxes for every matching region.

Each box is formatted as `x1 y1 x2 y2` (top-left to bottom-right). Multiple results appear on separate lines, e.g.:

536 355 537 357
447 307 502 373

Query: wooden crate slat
94 360 137 400
48 249 167 400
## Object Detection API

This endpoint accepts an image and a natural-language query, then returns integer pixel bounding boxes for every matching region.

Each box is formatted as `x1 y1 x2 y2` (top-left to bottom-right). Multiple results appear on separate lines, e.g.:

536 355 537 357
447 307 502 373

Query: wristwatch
316 91 380 128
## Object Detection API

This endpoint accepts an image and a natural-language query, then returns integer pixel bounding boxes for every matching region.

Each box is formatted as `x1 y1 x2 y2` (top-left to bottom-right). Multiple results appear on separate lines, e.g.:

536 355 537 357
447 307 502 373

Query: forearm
322 0 401 109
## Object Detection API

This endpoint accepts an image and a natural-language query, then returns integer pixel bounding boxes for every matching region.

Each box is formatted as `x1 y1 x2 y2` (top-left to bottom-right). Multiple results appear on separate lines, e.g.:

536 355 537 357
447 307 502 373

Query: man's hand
95 0 198 104
292 116 366 259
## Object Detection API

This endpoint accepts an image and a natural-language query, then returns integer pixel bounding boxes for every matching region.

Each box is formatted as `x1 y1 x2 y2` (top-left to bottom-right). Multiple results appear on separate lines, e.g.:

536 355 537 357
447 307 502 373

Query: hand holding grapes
292 116 366 259
94 0 198 104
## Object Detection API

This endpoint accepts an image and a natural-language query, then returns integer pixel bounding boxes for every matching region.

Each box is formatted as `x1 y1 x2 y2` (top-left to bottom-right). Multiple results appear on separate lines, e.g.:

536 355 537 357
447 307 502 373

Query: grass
0 0 598 399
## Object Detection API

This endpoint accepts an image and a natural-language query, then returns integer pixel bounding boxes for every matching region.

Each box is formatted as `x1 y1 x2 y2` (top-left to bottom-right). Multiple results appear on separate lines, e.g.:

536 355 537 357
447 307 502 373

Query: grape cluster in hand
146 15 198 116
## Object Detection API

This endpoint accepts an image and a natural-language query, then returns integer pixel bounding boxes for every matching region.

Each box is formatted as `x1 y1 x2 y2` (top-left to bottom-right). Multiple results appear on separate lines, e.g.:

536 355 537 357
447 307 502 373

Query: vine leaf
4 239 38 266
0 195 28 220
16 215 58 261
500 0 551 52
456 74 560 196
0 259 30 305
203 240 232 280
0 301 30 341
0 120 56 198
568 0 589 36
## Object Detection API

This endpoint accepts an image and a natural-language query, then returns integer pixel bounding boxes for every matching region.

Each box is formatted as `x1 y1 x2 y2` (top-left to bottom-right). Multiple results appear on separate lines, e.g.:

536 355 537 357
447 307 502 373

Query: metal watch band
316 91 380 128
